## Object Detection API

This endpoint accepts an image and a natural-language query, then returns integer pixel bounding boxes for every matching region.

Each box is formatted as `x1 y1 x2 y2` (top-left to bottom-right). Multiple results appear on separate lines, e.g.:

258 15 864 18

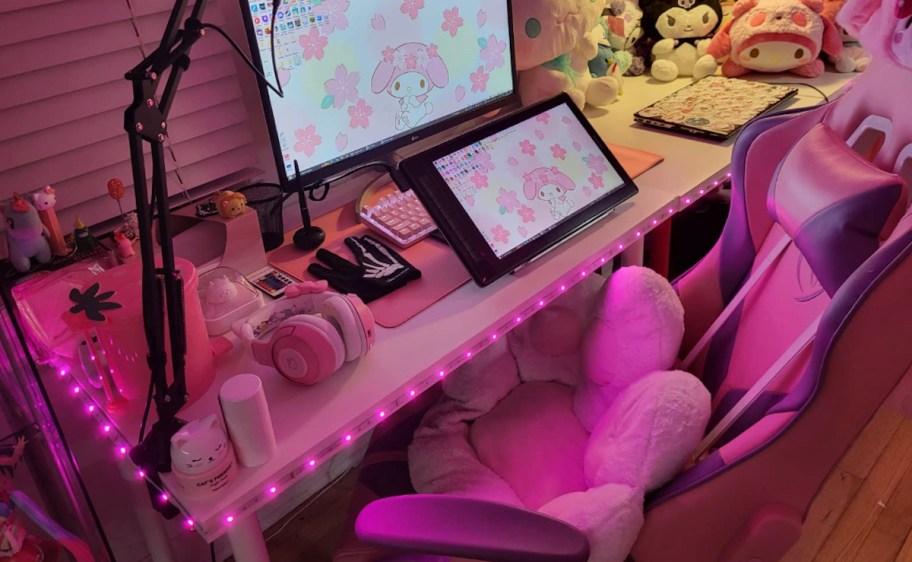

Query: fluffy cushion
584 371 711 491
471 382 589 510
575 266 685 430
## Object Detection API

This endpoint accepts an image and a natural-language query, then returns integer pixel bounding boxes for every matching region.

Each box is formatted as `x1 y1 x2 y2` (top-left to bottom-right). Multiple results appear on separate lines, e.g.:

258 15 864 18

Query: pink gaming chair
342 0 912 559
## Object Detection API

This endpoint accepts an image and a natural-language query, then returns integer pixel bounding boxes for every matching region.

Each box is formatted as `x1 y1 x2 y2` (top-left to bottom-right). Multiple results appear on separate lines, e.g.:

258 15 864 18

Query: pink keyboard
359 190 437 248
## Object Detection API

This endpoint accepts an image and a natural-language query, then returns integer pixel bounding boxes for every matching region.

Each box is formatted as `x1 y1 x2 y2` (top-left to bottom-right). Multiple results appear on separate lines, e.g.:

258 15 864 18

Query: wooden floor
265 406 912 562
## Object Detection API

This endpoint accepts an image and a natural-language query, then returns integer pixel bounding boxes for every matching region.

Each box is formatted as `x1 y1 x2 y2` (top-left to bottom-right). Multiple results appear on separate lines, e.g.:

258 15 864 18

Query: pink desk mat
268 144 663 328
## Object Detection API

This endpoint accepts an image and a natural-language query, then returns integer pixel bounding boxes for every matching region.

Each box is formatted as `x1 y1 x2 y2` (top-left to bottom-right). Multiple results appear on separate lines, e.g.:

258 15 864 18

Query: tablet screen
431 103 626 258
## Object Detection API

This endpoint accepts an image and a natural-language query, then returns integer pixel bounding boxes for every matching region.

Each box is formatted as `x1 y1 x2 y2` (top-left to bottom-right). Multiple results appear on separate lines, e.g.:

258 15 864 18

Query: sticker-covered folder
634 77 798 140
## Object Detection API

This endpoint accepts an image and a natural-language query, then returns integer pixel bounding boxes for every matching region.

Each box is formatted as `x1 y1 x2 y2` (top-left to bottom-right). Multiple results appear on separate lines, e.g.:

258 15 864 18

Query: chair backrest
631 1 912 560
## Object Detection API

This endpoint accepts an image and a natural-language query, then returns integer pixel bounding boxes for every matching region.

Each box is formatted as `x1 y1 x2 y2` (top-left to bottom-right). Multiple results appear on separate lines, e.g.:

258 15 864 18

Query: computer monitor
239 0 518 189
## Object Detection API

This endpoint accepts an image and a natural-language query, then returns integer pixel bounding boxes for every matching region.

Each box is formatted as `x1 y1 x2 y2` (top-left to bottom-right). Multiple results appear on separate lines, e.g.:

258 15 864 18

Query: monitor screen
240 0 517 186
431 102 627 259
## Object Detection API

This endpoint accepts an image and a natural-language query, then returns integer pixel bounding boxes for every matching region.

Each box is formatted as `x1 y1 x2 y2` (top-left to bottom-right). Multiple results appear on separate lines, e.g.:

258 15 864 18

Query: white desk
585 73 855 203
104 71 854 561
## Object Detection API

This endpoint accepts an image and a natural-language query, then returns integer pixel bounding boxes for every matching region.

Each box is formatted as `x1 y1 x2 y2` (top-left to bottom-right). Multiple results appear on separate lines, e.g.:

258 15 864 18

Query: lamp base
293 226 326 251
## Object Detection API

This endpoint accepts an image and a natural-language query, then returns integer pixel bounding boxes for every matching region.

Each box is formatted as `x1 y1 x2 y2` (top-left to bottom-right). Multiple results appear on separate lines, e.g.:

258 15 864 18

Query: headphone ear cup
270 316 344 385
318 296 365 362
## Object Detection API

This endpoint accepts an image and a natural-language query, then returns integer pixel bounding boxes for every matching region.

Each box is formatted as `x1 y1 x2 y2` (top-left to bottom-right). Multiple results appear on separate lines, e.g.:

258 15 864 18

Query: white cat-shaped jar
170 414 237 496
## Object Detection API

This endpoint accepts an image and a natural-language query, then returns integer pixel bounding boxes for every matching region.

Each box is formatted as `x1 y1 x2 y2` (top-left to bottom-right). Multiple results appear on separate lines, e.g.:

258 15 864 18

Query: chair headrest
769 122 908 296
838 0 912 70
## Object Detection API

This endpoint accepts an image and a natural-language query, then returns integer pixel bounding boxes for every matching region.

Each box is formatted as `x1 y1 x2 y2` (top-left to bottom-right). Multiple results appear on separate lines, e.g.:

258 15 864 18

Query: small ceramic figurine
114 231 134 260
215 191 248 220
170 415 237 496
72 217 96 253
2 194 51 272
31 186 67 257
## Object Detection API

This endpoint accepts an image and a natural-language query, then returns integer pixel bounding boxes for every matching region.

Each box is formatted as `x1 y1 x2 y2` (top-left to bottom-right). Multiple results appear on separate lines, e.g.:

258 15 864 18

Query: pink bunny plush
707 0 843 77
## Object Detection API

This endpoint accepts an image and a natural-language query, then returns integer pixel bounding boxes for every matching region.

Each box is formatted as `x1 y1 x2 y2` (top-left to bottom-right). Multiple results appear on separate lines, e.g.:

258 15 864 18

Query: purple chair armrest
355 494 589 562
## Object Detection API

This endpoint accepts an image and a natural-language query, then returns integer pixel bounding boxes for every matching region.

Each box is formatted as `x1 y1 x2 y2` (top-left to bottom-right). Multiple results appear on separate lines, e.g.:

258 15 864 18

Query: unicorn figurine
32 185 67 256
2 194 51 272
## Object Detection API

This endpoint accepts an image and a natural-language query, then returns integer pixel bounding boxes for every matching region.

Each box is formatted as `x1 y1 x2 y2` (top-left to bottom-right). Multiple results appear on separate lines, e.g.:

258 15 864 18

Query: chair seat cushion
471 382 589 510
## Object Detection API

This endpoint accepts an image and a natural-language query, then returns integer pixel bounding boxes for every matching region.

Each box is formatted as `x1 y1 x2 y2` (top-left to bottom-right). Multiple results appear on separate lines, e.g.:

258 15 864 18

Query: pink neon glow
185 519 194 528
668 208 674 214
684 198 691 204
490 333 498 340
87 405 95 413
618 244 624 250
379 410 387 418
58 369 66 377
699 189 706 195
438 369 446 377
636 231 642 237
515 316 522 323
465 351 472 358
344 434 353 442
409 390 416 397
652 219 658 225
268 486 277 495
560 285 566 291
118 446 127 456
90 355 95 361
600 257 606 264
72 386 80 395
103 425 111 433
308 459 316 468
580 271 587 278
136 470 145 479
713 180 720 186
538 300 545 306
160 493 168 502
726 172 732 177
226 516 234 524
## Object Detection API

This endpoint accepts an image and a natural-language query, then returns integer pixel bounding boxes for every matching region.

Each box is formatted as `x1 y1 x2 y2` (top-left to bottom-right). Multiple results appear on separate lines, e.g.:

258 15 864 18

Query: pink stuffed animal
512 0 620 108
707 0 843 77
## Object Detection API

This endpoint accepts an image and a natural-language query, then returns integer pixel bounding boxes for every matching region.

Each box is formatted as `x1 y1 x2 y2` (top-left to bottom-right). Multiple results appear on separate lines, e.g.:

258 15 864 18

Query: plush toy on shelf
707 0 843 77
641 0 724 81
512 0 620 108
588 41 627 93
604 0 648 75
410 268 710 561
1 194 51 273
31 186 67 257
215 190 248 220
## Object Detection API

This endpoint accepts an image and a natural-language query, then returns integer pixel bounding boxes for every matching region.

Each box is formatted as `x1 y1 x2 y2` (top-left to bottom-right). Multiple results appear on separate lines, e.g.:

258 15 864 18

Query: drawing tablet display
398 94 638 286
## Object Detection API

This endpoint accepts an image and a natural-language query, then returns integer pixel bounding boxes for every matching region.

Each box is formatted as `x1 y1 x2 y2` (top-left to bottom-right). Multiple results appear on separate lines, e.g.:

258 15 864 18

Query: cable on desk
775 82 829 103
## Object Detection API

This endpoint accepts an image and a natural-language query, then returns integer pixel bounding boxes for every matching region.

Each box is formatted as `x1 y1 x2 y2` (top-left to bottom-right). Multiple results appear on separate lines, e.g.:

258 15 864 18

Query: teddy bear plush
707 0 843 77
513 0 621 108
641 0 723 81
409 268 710 562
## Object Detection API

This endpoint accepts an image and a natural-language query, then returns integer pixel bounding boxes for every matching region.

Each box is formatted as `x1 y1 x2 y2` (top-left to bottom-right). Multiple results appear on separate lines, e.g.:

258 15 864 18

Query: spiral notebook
634 77 798 141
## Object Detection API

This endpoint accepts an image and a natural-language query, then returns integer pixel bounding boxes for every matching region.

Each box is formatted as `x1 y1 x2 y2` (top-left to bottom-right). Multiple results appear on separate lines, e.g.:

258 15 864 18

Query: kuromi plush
641 0 723 81
707 0 843 77
410 268 710 561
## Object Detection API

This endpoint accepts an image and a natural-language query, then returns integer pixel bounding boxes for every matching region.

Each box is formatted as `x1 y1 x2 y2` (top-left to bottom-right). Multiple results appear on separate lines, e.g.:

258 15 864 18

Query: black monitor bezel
398 93 640 287
237 0 520 193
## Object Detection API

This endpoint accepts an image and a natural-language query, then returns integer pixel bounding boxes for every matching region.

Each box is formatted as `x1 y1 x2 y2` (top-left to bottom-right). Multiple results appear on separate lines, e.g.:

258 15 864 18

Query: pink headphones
234 282 375 385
